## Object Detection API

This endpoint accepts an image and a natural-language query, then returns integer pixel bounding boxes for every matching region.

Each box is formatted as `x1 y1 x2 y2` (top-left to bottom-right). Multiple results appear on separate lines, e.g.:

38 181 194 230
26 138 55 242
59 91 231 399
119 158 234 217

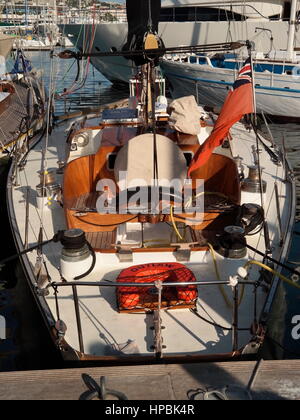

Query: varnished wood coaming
69 350 242 364
64 126 240 251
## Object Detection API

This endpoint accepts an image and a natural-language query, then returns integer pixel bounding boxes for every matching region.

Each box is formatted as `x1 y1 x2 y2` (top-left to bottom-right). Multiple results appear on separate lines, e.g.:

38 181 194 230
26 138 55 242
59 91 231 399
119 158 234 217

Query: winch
60 229 93 281
216 226 247 259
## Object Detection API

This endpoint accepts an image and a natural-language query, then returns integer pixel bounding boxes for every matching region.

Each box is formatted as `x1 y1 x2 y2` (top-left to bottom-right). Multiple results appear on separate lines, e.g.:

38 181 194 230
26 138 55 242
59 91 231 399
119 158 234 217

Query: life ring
117 262 198 311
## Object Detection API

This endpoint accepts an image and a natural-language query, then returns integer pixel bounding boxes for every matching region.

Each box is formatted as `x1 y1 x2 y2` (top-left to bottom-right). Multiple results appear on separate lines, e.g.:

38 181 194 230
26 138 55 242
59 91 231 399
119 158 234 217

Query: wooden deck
0 360 299 400
86 231 117 250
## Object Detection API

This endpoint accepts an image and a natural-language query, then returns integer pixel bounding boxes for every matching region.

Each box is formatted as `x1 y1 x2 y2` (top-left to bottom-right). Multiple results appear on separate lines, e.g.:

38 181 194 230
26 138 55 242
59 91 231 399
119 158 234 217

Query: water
0 51 300 372
7 50 129 116
261 124 300 360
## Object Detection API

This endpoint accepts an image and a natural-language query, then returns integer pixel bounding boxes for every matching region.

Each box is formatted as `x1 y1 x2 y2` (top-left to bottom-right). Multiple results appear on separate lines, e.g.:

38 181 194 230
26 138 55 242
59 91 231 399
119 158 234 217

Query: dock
0 360 299 400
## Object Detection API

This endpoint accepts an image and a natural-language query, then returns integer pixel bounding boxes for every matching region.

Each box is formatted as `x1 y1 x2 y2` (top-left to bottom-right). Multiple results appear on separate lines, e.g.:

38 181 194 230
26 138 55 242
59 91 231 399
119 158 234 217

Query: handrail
274 182 284 246
47 278 257 356
46 280 256 289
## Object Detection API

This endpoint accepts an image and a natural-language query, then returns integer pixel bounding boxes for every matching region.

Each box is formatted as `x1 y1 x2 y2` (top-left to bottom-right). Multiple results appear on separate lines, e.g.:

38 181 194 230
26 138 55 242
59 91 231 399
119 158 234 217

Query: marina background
0 49 300 372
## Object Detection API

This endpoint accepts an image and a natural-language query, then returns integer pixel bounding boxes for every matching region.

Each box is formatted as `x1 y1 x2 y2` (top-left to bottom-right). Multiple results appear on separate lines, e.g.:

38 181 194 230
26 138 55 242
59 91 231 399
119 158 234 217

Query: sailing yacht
2 1 71 51
161 0 300 120
6 0 295 364
62 0 300 84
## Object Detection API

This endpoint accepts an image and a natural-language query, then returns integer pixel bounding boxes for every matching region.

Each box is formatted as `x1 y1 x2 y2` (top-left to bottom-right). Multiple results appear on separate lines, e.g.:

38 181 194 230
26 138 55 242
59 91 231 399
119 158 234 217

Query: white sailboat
5 1 296 364
2 1 71 51
161 0 300 120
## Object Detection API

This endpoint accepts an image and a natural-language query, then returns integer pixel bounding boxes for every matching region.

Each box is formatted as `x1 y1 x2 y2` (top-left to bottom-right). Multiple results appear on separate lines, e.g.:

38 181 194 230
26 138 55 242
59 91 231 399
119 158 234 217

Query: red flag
188 58 254 177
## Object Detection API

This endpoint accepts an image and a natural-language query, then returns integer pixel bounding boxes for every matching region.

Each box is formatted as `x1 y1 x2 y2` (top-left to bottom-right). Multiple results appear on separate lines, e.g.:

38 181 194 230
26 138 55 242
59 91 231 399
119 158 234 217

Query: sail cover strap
124 0 163 65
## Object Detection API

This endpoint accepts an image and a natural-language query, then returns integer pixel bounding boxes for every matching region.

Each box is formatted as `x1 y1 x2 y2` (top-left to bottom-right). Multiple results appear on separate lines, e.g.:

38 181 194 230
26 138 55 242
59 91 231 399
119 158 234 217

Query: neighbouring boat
62 0 300 84
0 50 46 155
14 36 59 51
1 0 72 52
0 33 14 59
6 1 296 364
161 50 300 121
12 25 73 51
161 0 300 120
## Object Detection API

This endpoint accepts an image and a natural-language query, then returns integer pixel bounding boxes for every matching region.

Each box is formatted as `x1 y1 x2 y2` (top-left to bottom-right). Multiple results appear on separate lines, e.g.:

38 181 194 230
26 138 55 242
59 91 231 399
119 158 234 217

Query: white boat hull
6 113 295 362
161 59 300 119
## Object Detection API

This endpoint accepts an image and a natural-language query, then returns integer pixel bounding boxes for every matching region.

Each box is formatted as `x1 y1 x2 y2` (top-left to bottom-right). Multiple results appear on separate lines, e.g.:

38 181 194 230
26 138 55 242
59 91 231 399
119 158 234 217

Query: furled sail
123 0 164 65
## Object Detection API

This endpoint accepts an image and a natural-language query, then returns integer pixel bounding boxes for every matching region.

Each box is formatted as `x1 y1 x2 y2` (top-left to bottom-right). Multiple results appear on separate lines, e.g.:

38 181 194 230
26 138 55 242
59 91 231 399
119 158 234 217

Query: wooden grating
85 231 117 252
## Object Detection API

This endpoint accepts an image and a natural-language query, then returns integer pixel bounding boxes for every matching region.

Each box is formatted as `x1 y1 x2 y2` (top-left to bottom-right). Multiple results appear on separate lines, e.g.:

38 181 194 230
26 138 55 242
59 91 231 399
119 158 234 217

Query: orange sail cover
188 58 254 177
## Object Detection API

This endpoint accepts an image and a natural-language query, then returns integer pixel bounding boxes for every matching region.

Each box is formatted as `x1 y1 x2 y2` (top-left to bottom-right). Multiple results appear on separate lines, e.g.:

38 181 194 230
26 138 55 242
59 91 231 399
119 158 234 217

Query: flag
188 58 254 177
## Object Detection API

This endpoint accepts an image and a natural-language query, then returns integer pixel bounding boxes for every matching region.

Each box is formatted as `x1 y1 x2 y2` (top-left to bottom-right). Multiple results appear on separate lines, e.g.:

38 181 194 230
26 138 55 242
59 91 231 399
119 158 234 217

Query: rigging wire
57 8 97 98
38 46 60 257
245 243 300 277
190 308 250 332
244 260 300 290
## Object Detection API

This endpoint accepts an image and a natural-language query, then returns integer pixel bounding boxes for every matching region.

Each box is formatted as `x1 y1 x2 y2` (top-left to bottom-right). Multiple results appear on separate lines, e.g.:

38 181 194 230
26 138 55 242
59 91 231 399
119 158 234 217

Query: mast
287 0 298 61
54 0 58 26
5 0 8 22
25 0 28 28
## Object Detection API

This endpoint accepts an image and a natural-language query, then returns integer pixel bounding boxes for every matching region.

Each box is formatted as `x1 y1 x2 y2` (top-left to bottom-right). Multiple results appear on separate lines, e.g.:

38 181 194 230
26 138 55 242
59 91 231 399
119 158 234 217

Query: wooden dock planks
0 360 300 400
